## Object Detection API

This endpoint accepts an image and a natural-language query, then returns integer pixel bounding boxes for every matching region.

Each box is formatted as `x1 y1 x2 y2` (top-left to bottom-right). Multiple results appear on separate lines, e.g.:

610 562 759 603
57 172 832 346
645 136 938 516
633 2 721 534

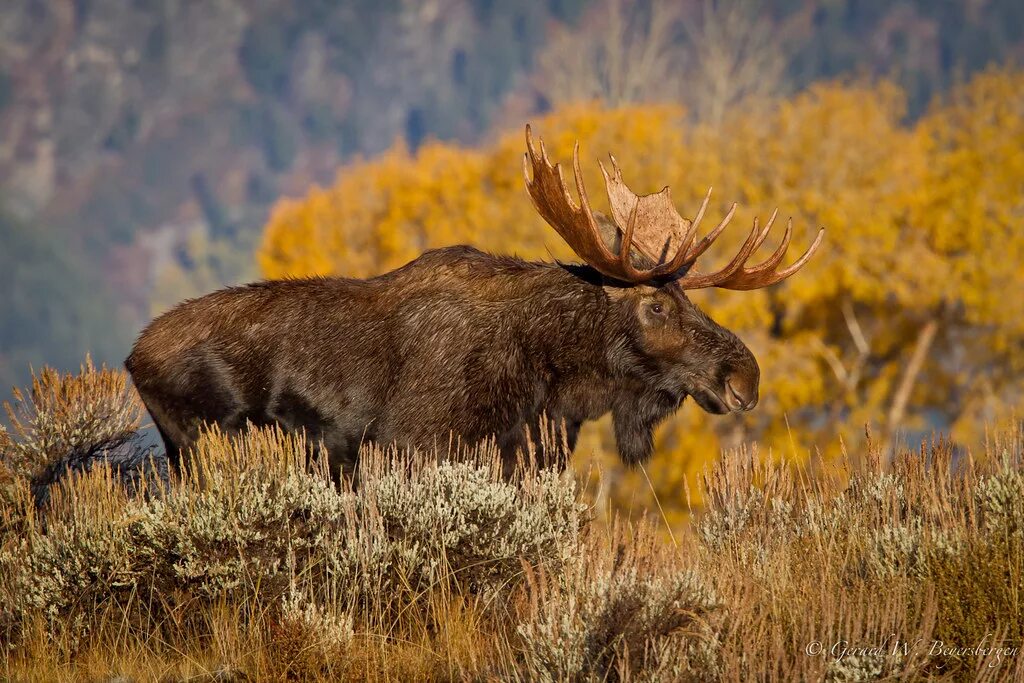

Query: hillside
2 363 1022 680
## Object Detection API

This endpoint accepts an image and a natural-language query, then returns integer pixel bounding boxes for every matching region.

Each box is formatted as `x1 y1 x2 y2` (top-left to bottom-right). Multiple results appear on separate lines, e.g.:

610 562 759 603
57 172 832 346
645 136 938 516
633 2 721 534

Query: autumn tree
258 69 1024 524
910 68 1024 444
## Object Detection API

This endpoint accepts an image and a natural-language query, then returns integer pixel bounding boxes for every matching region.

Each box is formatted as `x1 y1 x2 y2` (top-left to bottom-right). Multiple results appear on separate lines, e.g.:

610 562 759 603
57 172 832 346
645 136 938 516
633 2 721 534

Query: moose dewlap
126 125 823 477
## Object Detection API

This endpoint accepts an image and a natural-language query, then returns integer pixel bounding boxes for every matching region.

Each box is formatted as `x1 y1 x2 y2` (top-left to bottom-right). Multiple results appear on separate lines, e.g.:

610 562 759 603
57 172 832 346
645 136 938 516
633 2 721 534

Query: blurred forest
1 0 1022 468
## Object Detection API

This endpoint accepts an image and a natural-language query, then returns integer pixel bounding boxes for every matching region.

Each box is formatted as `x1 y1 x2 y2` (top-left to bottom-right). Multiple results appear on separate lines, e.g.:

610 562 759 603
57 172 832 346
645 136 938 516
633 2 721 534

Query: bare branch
841 300 871 357
533 0 686 106
682 0 789 123
811 338 850 387
885 317 940 446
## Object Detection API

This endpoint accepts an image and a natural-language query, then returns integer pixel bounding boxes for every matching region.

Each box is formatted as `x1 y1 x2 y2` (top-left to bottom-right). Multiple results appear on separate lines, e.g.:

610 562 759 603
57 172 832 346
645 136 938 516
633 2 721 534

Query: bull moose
126 125 824 476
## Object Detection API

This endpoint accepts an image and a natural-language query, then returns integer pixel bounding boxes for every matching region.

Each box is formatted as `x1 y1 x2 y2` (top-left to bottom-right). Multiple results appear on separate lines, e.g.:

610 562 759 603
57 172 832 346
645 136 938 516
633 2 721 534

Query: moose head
523 125 824 426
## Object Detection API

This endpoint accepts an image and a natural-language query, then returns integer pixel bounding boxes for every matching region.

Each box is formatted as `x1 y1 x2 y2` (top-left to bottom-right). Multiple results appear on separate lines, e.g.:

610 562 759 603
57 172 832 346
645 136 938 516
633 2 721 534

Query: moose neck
525 262 685 464
522 264 663 424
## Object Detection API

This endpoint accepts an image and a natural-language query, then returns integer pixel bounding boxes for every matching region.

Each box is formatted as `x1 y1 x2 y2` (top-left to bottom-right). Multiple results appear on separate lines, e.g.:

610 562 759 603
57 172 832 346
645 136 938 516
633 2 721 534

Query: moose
126 126 824 477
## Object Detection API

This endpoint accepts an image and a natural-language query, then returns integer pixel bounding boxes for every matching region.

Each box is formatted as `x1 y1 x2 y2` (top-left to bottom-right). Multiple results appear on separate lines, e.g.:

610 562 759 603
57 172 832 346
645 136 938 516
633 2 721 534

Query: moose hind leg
268 389 360 481
134 388 203 474
154 422 183 472
134 358 244 473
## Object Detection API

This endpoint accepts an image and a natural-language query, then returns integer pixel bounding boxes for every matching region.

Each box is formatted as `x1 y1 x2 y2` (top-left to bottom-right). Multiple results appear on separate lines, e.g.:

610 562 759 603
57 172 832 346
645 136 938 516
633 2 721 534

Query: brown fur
126 246 759 475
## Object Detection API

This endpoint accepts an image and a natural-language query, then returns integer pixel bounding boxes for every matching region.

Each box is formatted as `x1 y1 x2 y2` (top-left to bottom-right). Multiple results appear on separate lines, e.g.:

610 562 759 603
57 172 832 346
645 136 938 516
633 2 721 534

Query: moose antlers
522 125 824 290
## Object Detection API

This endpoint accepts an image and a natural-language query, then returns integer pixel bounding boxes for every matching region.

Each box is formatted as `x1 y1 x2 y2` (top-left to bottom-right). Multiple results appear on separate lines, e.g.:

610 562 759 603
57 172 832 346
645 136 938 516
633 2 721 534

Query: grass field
2 363 1022 682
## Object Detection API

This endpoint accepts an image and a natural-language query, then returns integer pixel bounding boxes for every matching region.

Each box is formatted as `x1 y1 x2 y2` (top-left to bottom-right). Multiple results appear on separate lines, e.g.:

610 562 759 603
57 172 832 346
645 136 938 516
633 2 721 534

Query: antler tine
751 227 825 286
525 122 538 165
679 214 767 288
690 187 712 234
601 152 656 264
603 150 647 280
713 226 823 290
743 217 792 276
570 139 647 276
570 142 594 226
522 125 542 195
618 202 645 280
682 195 737 264
607 153 623 181
750 208 778 253
677 213 825 291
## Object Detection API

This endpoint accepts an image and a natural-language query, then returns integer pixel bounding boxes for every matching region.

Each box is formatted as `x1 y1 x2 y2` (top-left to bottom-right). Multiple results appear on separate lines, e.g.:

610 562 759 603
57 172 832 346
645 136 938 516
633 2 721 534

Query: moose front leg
527 416 580 469
496 416 579 476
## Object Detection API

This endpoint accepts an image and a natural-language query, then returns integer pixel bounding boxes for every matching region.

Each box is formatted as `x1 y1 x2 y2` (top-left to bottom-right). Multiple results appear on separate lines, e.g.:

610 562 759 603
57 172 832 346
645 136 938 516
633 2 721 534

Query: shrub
271 584 355 680
926 532 1024 676
975 460 1024 539
516 527 721 682
3 359 142 471
2 358 155 506
355 448 586 596
0 373 589 654
1 466 140 648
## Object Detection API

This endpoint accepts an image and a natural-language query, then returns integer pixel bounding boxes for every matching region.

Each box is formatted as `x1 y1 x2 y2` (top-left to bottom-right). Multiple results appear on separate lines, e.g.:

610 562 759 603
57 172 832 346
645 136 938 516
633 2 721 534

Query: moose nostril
725 378 758 411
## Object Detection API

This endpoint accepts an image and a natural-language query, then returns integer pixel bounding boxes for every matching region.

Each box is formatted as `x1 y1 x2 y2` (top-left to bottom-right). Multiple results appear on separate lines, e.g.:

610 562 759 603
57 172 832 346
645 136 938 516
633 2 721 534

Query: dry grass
2 363 1023 682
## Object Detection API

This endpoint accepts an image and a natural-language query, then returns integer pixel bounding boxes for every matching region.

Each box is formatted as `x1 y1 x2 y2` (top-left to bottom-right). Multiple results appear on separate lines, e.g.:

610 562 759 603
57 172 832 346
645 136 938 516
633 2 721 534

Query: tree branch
885 316 940 447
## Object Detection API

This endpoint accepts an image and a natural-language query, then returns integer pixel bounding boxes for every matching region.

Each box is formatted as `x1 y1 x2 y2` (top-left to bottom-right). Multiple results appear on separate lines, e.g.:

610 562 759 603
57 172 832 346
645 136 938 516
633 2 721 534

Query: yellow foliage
258 69 1024 525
